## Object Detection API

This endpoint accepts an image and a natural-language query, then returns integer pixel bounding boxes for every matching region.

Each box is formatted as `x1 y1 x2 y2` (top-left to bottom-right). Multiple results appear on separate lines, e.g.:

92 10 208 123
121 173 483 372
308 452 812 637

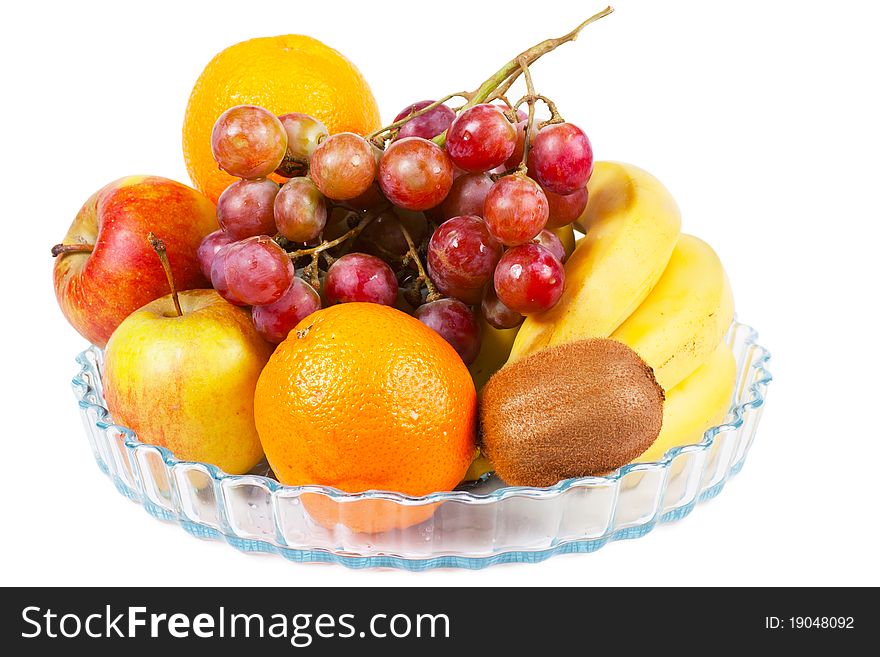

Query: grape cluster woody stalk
367 6 613 151
332 7 612 296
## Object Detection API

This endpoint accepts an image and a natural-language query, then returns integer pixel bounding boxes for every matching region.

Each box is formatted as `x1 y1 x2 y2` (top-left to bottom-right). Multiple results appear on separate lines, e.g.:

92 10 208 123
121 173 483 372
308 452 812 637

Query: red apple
52 176 219 347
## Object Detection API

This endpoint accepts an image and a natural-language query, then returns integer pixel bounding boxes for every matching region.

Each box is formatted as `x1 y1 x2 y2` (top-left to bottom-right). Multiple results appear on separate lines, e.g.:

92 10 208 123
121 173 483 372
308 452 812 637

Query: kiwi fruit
480 338 664 487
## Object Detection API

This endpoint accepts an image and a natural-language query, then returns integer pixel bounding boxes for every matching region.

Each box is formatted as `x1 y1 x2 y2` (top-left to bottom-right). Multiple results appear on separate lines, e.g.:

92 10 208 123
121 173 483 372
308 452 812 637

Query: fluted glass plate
71 320 771 570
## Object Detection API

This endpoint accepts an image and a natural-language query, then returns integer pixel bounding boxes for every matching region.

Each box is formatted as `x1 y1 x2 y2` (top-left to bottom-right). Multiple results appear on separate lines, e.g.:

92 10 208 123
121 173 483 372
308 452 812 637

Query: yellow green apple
103 288 273 474
53 175 218 347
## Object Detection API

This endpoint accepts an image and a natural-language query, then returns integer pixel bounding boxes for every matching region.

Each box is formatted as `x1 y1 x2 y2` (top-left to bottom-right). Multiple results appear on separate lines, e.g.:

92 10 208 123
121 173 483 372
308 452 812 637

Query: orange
183 35 382 203
254 303 476 534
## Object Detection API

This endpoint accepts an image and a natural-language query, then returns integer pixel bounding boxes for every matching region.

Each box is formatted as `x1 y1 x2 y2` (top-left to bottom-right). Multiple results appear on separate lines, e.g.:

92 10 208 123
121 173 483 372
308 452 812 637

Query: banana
463 318 520 482
469 316 519 392
635 339 736 463
549 224 576 261
462 449 494 482
509 161 681 361
611 234 734 391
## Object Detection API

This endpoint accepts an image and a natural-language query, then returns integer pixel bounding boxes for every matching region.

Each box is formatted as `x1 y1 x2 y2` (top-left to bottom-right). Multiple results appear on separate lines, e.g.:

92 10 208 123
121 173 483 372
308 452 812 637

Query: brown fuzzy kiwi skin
480 338 665 487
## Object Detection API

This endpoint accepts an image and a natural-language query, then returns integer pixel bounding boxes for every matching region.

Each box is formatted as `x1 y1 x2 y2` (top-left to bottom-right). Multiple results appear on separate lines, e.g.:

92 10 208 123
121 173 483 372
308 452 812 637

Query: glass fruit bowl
71 320 771 570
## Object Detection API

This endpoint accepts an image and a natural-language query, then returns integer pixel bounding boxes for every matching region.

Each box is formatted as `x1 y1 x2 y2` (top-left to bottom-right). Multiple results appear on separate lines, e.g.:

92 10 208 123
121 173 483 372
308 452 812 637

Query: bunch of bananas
467 161 736 480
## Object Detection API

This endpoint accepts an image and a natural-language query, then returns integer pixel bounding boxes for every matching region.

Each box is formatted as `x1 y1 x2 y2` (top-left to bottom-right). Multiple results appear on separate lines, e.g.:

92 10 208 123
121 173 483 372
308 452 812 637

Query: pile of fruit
52 8 738 533
196 73 586 356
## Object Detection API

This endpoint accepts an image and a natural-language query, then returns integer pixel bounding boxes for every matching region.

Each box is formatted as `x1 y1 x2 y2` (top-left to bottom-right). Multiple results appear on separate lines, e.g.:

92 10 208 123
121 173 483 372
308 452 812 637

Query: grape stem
514 93 565 128
276 155 309 178
487 75 519 107
146 233 182 317
286 204 390 259
518 58 537 173
305 252 321 289
363 8 612 148
398 221 440 302
433 6 614 146
488 60 538 182
302 233 323 289
490 167 520 181
51 243 93 257
492 77 566 181
366 92 472 146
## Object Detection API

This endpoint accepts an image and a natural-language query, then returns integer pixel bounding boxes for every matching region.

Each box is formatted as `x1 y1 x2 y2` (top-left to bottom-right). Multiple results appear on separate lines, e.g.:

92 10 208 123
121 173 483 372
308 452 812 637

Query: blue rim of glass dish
71 320 772 570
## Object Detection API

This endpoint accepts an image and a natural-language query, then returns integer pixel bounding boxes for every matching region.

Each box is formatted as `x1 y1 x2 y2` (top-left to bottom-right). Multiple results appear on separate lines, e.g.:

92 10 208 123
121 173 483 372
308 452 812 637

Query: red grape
423 205 446 227
224 235 295 306
252 278 321 343
445 104 517 173
427 215 502 291
530 123 593 195
415 299 481 365
278 113 328 162
211 105 288 179
309 133 378 200
494 243 565 314
503 109 530 170
354 209 427 265
346 182 386 210
481 286 524 329
483 175 549 246
426 265 485 304
393 100 456 141
435 281 484 305
274 177 328 242
209 243 247 306
217 178 280 239
197 229 235 280
322 206 359 242
533 229 567 263
324 253 398 306
440 172 493 219
544 186 588 228
378 137 454 211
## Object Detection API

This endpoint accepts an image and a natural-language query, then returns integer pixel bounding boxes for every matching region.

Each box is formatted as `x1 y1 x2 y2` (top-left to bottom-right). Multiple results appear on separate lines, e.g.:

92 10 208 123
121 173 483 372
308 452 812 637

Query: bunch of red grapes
198 100 593 364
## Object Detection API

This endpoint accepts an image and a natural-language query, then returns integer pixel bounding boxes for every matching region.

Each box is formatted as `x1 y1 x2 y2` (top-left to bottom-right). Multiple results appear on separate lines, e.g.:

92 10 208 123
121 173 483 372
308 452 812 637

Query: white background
2 0 878 586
